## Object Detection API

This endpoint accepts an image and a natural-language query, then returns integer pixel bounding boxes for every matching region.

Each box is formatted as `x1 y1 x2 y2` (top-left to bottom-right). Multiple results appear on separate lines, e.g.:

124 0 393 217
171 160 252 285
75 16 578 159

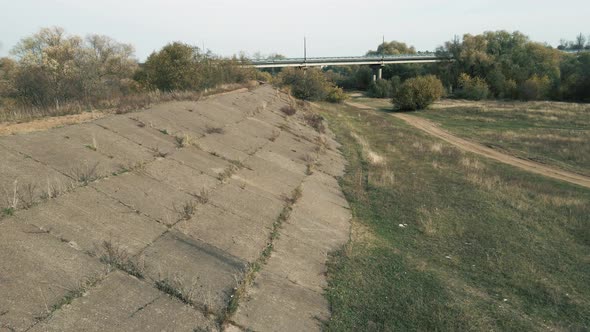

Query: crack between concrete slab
220 180 305 328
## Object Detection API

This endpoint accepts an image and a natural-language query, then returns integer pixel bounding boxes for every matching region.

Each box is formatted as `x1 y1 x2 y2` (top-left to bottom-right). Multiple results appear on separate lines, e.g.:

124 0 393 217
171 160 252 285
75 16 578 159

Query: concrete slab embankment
0 85 351 331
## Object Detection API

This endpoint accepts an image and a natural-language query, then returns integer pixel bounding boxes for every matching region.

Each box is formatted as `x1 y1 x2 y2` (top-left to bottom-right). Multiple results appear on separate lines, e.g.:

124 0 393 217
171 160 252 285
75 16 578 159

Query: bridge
249 53 447 80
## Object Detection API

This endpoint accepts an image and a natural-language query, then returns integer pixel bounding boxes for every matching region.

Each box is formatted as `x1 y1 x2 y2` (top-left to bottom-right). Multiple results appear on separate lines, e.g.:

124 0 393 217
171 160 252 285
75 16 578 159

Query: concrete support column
378 67 383 80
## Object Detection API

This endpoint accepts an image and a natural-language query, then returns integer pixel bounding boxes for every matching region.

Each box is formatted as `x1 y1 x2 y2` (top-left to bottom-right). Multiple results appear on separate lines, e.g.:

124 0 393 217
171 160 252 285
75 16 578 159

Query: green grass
319 101 590 331
354 95 590 176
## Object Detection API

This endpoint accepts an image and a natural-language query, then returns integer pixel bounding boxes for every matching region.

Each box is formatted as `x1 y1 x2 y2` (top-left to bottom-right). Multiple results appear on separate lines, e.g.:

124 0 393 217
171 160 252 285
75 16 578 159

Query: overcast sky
0 0 588 60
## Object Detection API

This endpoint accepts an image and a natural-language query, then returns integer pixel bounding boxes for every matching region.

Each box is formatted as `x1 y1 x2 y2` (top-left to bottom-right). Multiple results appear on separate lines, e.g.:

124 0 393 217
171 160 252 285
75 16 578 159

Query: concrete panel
232 271 328 332
168 146 230 178
14 186 166 255
191 100 246 125
92 172 194 225
58 123 154 169
0 127 122 178
0 220 104 331
142 231 246 315
144 158 220 195
208 181 285 228
0 145 72 209
94 115 177 156
232 155 304 199
175 203 271 263
196 136 250 162
198 120 271 156
29 271 217 332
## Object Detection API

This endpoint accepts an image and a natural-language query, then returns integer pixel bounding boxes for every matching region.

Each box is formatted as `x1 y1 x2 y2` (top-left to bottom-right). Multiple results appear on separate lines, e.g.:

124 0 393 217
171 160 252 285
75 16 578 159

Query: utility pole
304 36 307 64
382 35 385 62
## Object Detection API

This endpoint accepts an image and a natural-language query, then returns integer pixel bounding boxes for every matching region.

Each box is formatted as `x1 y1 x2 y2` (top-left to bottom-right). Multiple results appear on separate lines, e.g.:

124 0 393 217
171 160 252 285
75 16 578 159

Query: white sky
0 0 588 60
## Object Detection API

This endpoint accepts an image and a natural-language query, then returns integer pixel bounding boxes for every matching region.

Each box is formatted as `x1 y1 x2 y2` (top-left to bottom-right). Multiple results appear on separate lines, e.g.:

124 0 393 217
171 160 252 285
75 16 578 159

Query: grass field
351 96 590 177
318 101 590 331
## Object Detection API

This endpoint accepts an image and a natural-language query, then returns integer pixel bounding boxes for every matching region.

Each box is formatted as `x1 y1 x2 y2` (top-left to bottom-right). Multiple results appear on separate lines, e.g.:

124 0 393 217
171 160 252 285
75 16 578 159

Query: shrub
393 75 444 110
304 113 326 133
277 67 346 102
366 79 393 98
456 73 490 100
519 75 550 100
280 105 297 116
325 86 348 103
277 68 331 101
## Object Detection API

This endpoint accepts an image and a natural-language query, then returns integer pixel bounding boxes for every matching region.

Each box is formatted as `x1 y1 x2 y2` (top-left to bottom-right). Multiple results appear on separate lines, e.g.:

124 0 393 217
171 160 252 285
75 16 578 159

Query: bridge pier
370 65 384 82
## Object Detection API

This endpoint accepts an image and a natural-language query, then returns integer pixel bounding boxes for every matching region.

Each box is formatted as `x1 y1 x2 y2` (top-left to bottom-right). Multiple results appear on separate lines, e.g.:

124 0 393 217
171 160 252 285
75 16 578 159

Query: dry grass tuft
205 126 224 135
70 162 100 185
98 240 144 278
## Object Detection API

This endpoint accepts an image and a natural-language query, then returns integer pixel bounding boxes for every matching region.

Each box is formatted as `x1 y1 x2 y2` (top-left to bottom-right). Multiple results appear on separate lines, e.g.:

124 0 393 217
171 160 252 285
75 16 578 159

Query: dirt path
346 100 590 189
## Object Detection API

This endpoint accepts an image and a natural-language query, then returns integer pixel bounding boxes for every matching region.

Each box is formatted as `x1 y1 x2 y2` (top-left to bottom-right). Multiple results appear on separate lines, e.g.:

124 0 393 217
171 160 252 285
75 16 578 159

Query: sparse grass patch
416 99 590 176
2 207 14 217
319 99 590 331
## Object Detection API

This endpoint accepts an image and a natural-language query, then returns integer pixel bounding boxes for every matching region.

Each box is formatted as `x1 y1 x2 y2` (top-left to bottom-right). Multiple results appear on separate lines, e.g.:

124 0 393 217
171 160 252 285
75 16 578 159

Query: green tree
393 75 444 110
366 41 416 56
437 31 562 100
139 42 204 91
456 73 490 100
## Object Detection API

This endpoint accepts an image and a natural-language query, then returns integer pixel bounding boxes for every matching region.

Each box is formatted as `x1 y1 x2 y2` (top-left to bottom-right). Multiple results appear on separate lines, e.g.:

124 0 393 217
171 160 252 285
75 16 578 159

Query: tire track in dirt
345 100 590 189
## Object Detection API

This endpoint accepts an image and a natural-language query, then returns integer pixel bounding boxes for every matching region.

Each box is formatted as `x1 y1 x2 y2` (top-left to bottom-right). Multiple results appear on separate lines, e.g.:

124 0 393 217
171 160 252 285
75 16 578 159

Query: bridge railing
249 53 441 65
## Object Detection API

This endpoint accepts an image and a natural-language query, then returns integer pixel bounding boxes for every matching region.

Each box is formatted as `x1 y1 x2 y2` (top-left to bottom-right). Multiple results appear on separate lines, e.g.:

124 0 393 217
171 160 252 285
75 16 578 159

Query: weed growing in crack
217 164 239 183
192 188 209 204
70 162 100 185
304 113 326 133
269 129 280 142
98 240 144 279
205 126 224 134
176 200 197 220
155 277 194 306
221 185 302 325
175 134 193 148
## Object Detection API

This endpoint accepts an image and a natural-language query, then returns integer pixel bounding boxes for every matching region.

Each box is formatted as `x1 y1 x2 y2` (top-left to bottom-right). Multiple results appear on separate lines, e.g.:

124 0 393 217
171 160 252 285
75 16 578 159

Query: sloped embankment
0 85 351 331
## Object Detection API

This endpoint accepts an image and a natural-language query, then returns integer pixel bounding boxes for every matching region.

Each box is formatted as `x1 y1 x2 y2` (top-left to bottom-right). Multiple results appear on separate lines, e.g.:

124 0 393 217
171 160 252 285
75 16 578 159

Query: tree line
0 27 263 113
1 28 589 117
328 31 590 104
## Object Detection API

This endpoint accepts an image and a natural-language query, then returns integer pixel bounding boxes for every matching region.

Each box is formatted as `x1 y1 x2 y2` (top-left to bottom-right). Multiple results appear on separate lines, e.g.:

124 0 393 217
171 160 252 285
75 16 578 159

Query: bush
277 67 346 102
277 68 330 101
456 73 490 100
304 113 325 133
366 79 393 98
280 105 297 116
326 86 348 103
519 75 550 100
393 75 444 111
